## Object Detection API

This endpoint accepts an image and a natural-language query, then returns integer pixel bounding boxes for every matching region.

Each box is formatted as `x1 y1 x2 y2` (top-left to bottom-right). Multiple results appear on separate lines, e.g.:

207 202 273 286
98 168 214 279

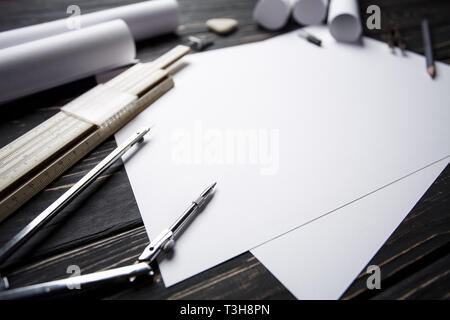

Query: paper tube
292 0 328 26
0 0 179 49
253 0 292 31
0 20 136 104
328 0 362 42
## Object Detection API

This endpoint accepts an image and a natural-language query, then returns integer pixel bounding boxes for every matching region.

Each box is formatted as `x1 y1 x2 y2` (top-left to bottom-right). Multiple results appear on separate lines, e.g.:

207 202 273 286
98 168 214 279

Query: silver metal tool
187 35 214 51
0 276 8 290
0 182 216 300
0 127 151 266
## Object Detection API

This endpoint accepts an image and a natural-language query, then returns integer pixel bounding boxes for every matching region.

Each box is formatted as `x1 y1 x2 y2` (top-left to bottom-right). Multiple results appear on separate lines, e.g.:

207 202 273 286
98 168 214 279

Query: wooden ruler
0 45 190 222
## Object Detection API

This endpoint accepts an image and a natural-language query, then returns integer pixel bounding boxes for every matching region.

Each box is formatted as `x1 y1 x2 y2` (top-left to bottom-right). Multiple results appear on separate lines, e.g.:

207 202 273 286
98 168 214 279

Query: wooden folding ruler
0 45 191 222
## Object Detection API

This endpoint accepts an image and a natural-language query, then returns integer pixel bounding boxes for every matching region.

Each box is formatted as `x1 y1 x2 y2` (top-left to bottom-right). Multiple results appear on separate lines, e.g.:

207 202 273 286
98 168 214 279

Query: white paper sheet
251 159 448 300
0 0 179 49
0 20 135 104
116 26 450 286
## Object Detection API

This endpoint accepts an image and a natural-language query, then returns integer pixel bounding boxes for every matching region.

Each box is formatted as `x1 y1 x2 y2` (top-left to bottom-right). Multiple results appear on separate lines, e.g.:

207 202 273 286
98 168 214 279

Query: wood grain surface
0 0 448 299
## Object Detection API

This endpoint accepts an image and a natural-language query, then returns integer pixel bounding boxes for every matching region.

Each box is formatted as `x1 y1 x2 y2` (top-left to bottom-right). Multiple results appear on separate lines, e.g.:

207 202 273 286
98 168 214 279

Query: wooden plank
5 224 294 300
372 254 450 300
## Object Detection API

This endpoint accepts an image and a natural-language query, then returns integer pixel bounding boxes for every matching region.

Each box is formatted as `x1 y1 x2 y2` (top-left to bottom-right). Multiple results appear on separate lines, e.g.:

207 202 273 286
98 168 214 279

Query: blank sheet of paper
116 26 450 286
251 159 448 299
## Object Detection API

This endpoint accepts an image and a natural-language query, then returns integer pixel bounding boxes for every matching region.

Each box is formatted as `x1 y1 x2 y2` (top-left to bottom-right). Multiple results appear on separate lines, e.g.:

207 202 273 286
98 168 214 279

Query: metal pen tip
201 182 217 198
135 126 152 144
138 126 152 135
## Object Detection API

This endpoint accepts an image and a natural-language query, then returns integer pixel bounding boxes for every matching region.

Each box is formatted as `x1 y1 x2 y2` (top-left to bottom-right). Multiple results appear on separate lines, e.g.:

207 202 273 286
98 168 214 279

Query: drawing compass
0 182 216 300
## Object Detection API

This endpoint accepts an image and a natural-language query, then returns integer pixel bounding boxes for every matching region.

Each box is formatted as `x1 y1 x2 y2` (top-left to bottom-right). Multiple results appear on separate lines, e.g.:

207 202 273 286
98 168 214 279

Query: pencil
421 19 436 79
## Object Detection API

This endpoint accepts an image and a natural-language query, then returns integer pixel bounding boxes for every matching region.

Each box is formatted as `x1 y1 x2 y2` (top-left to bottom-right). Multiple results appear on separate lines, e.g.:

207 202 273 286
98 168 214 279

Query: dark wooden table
0 0 449 300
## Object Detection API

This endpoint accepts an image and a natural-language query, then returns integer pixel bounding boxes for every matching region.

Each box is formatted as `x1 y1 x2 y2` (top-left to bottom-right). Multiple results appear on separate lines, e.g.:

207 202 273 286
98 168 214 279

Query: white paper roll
292 0 328 26
0 0 179 49
253 0 292 31
0 20 136 104
328 0 362 42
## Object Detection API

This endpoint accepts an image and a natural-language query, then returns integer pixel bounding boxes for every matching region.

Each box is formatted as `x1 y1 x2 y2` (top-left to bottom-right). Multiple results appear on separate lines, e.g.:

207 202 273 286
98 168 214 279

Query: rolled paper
0 0 179 49
328 0 362 42
292 0 328 26
0 20 136 104
253 0 292 31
